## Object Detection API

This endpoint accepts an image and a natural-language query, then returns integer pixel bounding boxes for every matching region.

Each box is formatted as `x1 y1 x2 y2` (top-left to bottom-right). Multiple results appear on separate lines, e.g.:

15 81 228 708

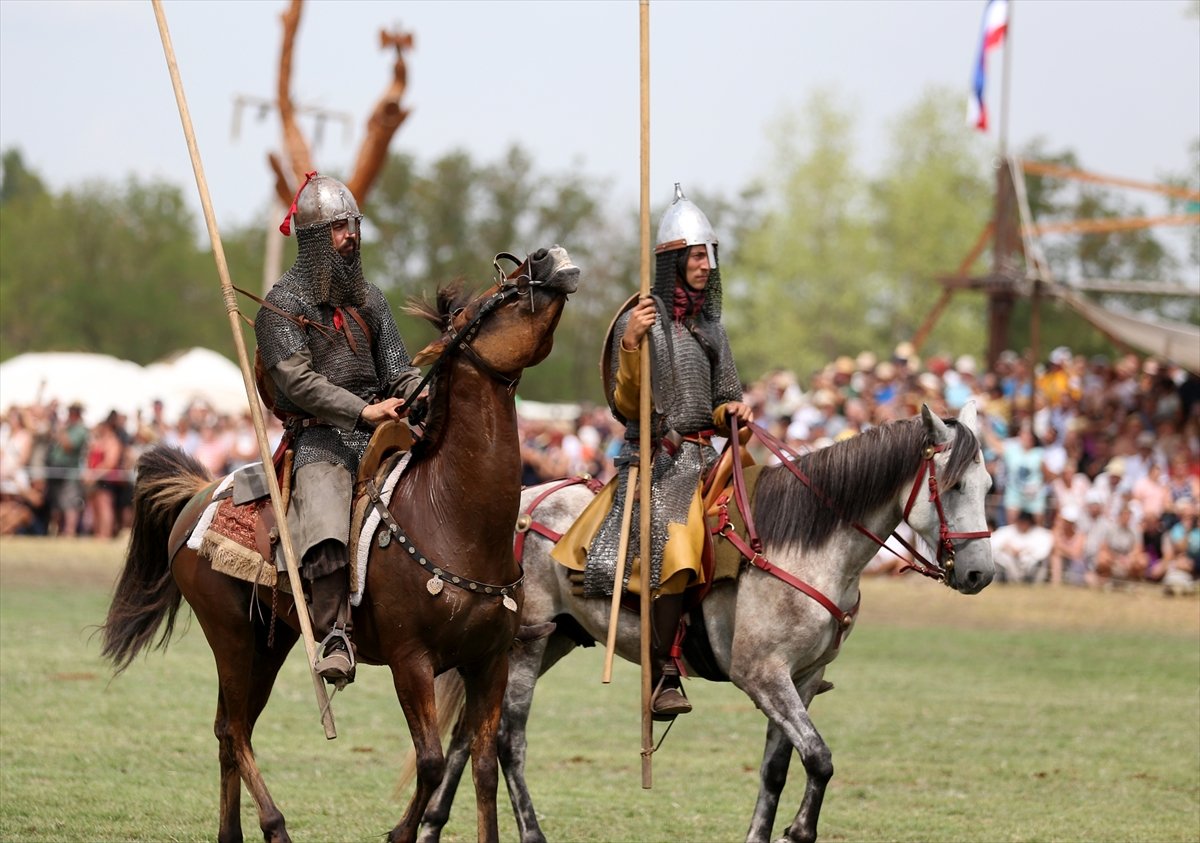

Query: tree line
2 87 1195 403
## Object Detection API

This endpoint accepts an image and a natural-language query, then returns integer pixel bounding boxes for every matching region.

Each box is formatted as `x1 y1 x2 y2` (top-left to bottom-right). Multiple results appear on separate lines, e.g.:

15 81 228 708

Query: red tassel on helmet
279 171 319 236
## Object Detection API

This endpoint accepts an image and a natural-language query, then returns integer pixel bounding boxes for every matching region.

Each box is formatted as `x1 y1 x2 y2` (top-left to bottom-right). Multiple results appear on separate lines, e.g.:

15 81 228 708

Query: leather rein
727 417 990 581
709 417 990 647
361 253 565 608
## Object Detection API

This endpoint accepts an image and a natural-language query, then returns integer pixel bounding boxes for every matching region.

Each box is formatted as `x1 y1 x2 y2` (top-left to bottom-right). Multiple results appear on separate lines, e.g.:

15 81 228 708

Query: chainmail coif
295 222 367 308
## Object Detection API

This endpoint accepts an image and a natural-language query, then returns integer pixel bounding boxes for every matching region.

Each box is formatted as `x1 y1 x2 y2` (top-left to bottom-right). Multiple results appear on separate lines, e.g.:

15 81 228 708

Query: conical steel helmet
292 174 363 235
654 182 717 269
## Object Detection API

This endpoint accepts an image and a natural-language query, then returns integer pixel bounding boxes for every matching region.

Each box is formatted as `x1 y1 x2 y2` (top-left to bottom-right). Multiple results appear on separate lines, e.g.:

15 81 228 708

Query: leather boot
649 593 690 720
307 542 355 686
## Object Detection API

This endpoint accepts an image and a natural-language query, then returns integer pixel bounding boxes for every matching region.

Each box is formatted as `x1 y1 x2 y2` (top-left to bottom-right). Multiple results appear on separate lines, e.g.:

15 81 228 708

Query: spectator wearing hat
1051 459 1092 524
1036 347 1077 410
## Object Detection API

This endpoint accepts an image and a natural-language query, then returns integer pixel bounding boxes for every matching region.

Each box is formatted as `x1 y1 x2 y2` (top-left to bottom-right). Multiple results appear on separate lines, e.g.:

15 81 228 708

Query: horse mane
753 416 981 552
402 281 475 455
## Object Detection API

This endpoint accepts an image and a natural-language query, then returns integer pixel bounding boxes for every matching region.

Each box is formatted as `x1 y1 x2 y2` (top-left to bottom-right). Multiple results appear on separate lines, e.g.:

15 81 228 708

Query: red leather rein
725 418 990 585
511 418 989 651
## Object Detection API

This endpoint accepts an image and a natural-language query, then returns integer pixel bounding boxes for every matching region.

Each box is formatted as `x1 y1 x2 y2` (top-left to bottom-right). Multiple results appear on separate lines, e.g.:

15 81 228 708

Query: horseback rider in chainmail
554 184 753 719
255 173 422 686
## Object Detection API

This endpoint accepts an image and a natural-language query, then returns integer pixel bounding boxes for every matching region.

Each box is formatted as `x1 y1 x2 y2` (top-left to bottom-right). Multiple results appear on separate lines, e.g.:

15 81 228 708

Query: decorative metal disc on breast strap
367 480 521 611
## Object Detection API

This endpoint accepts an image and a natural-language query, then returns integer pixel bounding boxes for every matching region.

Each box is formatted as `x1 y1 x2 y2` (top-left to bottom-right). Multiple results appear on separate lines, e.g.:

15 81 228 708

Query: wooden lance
150 0 336 739
637 0 655 789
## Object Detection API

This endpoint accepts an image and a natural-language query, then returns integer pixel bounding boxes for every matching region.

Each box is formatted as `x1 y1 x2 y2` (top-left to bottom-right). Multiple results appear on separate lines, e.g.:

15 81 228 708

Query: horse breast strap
365 479 523 610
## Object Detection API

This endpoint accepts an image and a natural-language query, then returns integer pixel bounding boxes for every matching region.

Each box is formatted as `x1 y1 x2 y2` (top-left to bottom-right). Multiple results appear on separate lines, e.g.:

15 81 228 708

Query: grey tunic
261 287 421 571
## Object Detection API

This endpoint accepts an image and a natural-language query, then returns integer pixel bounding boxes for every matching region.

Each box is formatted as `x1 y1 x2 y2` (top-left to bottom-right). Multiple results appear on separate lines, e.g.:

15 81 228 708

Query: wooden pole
998 0 1013 159
637 0 654 790
150 0 336 739
602 465 638 683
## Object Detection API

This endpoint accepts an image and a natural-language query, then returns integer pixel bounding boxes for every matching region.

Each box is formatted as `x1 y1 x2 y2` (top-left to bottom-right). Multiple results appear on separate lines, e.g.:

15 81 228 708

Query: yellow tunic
551 342 727 596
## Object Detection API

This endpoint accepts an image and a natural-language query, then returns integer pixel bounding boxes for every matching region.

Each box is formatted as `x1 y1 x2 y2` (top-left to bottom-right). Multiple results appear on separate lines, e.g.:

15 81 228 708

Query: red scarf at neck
672 284 705 322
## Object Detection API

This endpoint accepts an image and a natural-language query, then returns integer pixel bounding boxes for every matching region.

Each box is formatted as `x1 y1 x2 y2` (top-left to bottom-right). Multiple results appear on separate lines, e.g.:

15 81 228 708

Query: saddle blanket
184 455 411 604
187 463 279 589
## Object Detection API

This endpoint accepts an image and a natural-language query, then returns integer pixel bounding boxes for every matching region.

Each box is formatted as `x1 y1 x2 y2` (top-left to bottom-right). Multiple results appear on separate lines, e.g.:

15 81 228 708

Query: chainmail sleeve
709 321 744 410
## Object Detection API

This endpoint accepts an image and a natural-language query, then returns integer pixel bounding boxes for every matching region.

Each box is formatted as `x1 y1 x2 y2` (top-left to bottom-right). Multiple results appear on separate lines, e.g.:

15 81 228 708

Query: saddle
171 420 414 592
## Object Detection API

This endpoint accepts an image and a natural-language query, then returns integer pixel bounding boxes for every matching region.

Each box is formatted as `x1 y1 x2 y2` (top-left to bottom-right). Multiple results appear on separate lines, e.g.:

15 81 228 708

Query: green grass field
1 536 1197 843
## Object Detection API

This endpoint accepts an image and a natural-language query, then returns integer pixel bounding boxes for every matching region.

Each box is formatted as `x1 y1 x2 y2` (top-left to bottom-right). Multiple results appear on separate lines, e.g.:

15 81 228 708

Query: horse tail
101 444 212 674
395 672 466 797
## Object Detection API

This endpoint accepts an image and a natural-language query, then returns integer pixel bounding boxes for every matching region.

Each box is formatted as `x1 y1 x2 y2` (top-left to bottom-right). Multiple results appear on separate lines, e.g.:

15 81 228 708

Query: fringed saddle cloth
177 453 412 603
177 464 283 590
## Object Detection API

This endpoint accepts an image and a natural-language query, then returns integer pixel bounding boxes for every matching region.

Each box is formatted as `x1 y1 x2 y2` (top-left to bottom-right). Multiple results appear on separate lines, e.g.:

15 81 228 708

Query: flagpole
998 0 1013 159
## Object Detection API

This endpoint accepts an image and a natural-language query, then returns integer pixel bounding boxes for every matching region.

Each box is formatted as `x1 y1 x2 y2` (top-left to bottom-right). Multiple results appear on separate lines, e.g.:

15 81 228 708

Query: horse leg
211 626 296 843
744 720 793 843
416 708 473 843
736 672 832 843
745 671 831 843
185 568 295 843
418 634 572 843
388 667 444 843
499 634 576 843
460 655 509 843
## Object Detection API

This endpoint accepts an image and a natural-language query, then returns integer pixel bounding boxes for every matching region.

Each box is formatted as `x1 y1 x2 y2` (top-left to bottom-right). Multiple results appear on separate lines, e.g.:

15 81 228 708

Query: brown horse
101 246 580 843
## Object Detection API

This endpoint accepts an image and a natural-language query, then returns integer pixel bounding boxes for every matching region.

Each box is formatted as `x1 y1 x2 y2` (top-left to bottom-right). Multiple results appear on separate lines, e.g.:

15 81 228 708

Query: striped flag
967 0 1009 131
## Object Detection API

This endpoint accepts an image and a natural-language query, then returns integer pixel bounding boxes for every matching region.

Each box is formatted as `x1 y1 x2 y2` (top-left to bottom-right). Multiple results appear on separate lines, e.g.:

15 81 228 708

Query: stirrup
650 673 692 721
314 627 356 687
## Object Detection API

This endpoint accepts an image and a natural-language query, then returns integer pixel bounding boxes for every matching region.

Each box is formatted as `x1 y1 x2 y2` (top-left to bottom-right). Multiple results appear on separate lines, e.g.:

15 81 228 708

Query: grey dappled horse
418 403 994 843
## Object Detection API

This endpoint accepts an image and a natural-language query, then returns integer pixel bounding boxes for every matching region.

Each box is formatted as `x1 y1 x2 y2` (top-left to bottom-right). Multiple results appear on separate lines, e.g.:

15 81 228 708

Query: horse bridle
399 252 559 407
897 440 992 581
729 419 990 586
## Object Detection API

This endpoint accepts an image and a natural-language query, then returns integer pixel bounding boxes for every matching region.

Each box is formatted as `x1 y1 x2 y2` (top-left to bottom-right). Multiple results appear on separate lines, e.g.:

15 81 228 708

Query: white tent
0 348 251 426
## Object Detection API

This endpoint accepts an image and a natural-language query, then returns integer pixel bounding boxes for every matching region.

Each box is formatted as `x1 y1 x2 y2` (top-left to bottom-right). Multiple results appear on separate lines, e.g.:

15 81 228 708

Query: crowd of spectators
0 399 277 540
518 344 1200 595
3 343 1198 594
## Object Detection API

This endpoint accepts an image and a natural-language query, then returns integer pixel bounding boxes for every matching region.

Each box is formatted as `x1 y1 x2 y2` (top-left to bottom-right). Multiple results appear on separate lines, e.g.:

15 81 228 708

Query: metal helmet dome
282 173 363 236
654 182 718 269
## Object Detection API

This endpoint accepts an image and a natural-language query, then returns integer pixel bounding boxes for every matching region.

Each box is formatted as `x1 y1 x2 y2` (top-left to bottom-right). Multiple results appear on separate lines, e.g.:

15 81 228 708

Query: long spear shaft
637 0 654 790
150 0 336 739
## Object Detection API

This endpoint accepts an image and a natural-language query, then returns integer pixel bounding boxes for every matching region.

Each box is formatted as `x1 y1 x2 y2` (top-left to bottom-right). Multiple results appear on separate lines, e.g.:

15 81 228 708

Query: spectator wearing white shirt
992 511 1055 583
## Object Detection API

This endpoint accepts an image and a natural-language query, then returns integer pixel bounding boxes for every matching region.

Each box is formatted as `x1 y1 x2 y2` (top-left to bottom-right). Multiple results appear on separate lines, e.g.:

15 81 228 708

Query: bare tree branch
271 1 413 209
275 0 314 205
347 28 414 205
267 152 294 208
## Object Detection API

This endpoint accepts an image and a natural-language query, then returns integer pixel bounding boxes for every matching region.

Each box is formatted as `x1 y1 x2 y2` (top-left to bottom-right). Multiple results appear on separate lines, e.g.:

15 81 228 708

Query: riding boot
307 541 356 686
649 593 690 720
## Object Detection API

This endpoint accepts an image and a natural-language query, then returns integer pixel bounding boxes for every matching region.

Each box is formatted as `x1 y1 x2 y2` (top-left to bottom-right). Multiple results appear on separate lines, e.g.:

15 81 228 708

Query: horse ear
411 338 448 367
922 403 952 445
956 400 978 435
